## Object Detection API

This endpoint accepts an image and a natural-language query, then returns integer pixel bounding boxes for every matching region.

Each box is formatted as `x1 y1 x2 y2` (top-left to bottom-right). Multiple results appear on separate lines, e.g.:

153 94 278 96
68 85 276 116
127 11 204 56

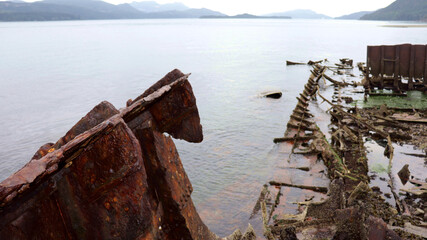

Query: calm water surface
0 19 426 236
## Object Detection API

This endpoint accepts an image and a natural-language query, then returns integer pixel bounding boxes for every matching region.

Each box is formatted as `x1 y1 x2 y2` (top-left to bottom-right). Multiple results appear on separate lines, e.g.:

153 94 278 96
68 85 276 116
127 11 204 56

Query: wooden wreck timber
286 60 324 66
266 61 427 239
0 69 258 240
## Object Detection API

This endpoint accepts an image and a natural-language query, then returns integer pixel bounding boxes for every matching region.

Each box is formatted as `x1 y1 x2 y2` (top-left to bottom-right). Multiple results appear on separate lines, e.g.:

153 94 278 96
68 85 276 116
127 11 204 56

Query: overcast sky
16 0 396 17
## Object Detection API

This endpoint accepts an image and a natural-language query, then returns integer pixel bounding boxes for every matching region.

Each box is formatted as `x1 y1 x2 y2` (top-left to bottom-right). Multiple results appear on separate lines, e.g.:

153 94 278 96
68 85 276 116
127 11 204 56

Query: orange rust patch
90 174 96 184
104 202 111 210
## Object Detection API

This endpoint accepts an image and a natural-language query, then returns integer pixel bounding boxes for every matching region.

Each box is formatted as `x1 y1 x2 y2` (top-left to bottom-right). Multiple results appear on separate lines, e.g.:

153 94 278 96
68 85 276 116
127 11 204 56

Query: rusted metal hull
0 69 217 240
366 44 427 91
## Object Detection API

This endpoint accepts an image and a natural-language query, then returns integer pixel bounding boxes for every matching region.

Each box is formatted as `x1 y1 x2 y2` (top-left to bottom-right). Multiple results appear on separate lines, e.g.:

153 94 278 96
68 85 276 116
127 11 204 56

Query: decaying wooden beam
250 184 268 220
323 73 353 87
392 118 427 124
286 60 305 65
269 181 328 194
270 219 334 235
261 201 275 240
317 90 390 139
373 115 410 131
368 92 407 97
273 135 315 143
290 114 314 126
287 122 317 132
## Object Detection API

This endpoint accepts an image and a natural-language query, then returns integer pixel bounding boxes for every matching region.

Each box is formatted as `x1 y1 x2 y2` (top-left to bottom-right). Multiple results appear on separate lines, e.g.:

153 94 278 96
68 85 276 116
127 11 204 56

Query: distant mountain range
0 0 225 21
361 0 427 21
0 2 330 22
0 0 142 21
130 1 189 12
264 9 331 19
336 11 373 20
201 13 291 19
141 8 226 19
129 1 225 18
1 0 425 22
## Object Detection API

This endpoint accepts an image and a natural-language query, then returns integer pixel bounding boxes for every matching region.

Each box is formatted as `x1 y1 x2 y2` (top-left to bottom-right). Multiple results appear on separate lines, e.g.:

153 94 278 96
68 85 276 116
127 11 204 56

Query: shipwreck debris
0 69 222 240
1 47 426 239
397 164 411 185
286 59 325 66
286 61 305 66
366 44 427 92
267 55 427 239
278 227 298 240
400 180 427 197
263 91 283 99
339 58 353 67
225 224 256 240
269 181 328 194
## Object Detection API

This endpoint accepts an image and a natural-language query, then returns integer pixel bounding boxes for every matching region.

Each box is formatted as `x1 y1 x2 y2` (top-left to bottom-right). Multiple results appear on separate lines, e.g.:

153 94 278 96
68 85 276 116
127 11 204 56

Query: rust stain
366 44 427 91
0 69 218 240
56 199 72 240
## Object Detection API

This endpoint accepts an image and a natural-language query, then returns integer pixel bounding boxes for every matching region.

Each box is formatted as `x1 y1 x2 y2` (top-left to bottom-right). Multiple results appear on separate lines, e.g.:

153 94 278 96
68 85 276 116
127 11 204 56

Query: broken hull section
0 69 217 240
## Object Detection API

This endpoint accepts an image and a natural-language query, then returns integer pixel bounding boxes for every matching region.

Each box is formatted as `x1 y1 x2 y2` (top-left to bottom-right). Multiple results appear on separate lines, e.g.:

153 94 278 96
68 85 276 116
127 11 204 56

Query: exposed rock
398 164 410 185
263 91 283 99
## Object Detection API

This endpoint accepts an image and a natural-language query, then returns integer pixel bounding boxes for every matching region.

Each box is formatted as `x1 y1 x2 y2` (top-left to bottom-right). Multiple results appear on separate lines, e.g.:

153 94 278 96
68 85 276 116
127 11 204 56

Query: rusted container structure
366 44 427 91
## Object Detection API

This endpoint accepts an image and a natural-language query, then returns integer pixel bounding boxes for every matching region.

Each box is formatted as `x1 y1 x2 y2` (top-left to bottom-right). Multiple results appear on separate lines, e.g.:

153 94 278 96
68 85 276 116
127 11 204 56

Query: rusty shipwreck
1 44 427 240
0 70 223 239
